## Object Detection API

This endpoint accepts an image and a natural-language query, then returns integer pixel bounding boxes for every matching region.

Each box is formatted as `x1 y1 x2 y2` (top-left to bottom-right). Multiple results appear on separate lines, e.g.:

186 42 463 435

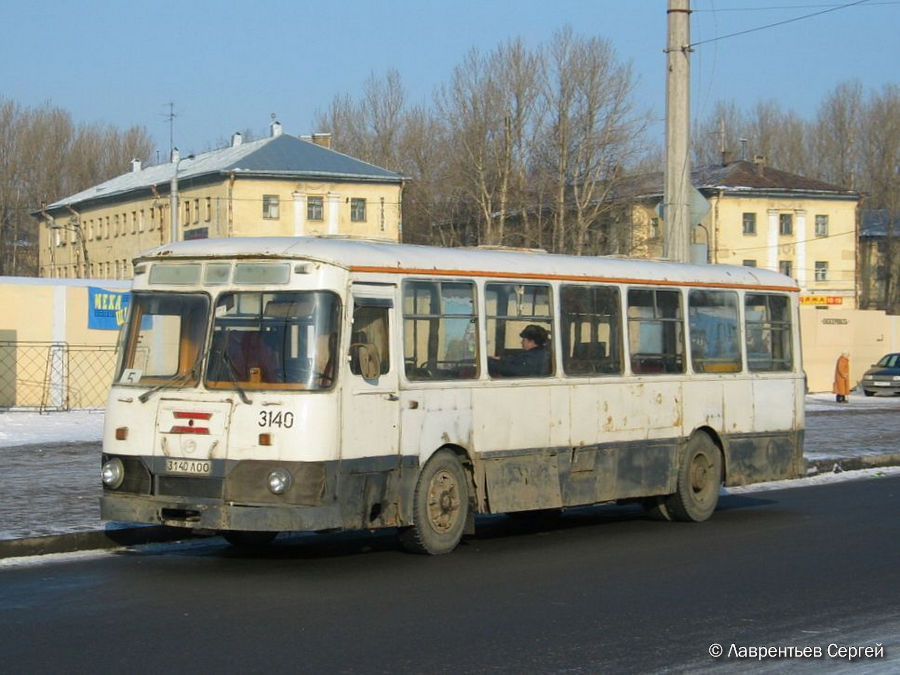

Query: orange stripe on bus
348 266 798 293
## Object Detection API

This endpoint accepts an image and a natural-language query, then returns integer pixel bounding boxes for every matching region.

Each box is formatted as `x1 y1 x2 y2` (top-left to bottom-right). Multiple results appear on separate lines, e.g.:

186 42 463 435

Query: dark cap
520 324 549 346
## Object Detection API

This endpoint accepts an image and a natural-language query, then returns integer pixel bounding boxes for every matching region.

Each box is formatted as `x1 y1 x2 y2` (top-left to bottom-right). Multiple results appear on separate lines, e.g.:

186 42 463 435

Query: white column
795 210 807 288
767 209 779 271
292 192 307 236
50 286 67 409
327 192 340 235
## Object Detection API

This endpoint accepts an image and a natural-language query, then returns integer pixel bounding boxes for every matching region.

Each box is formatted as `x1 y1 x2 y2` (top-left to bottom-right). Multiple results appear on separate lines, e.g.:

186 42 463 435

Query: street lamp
169 149 195 243
48 217 91 278
692 223 711 264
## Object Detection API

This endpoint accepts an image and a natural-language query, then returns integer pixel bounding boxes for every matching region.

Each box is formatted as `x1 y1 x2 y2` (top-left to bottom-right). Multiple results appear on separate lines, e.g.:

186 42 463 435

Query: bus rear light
259 433 272 446
115 427 128 441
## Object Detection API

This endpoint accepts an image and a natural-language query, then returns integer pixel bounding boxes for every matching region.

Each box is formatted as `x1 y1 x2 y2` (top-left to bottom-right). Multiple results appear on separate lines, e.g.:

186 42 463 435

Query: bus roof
136 236 799 292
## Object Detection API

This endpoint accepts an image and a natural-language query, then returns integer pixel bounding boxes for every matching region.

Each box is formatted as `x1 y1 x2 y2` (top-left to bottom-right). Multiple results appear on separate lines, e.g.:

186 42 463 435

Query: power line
694 1 897 10
690 0 875 48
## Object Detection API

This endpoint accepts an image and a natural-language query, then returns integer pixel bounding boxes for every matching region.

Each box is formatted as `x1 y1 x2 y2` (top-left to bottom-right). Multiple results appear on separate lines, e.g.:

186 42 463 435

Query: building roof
612 160 858 202
41 131 404 214
693 160 856 197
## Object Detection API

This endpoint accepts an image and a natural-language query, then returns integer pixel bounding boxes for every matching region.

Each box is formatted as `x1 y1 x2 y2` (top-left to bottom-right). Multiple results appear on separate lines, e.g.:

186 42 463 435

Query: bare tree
0 97 153 276
811 81 863 188
538 28 645 255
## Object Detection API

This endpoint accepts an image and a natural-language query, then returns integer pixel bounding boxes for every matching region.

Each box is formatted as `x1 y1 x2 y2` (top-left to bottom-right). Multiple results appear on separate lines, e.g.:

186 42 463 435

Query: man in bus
489 324 551 377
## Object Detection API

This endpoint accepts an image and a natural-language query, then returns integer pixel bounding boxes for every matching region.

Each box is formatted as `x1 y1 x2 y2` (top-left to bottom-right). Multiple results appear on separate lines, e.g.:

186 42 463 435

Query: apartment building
35 121 405 279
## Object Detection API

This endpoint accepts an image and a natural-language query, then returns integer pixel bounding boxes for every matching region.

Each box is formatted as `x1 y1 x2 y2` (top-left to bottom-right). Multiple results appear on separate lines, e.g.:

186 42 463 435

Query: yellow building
694 159 859 308
624 159 860 308
34 122 405 280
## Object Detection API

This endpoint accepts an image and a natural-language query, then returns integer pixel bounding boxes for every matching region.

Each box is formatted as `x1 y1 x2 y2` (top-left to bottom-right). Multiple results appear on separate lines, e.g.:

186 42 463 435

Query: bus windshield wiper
138 356 202 404
219 345 251 405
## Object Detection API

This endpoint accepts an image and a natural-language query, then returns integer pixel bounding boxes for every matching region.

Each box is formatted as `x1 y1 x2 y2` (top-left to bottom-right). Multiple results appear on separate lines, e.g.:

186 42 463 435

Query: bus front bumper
101 493 344 533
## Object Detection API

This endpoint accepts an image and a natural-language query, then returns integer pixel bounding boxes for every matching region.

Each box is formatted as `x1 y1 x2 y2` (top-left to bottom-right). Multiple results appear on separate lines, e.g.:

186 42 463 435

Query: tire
664 433 722 522
864 389 875 397
222 530 278 548
400 450 469 555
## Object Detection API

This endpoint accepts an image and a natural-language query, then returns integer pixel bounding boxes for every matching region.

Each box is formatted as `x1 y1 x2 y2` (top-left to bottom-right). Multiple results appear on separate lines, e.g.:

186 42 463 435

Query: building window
779 260 793 277
205 197 211 222
815 261 828 282
743 259 757 267
263 195 280 219
742 213 756 235
815 214 828 237
193 199 200 224
139 210 145 233
350 198 367 222
131 211 137 234
779 213 793 236
650 217 660 239
308 196 324 221
184 201 191 225
114 214 120 237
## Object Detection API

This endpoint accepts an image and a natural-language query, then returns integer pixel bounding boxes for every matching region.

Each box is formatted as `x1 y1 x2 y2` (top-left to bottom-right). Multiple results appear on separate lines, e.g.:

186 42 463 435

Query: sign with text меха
88 287 130 330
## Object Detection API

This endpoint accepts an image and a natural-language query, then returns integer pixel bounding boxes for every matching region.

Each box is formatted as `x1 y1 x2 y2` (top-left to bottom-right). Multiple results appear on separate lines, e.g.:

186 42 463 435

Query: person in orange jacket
833 351 850 403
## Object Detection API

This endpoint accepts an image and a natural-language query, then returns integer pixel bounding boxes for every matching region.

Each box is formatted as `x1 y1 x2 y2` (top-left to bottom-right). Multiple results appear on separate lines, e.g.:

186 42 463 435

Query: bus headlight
267 468 293 495
101 458 125 489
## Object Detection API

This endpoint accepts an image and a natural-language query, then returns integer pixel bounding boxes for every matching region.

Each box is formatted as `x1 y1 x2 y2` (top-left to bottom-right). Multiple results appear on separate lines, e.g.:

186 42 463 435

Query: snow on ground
0 409 105 447
1 391 900 449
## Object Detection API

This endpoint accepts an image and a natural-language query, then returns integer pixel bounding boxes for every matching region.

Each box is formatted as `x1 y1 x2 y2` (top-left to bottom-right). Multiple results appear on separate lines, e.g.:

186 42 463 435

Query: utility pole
663 0 692 262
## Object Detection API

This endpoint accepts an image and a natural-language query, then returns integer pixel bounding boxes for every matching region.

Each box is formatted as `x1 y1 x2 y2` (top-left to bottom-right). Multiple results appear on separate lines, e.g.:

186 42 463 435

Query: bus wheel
665 433 722 522
400 450 469 555
222 530 278 548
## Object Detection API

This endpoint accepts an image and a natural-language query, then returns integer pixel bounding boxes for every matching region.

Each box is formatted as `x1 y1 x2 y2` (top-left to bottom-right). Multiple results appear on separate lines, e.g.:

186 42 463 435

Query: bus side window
350 304 390 378
627 288 685 375
561 284 623 376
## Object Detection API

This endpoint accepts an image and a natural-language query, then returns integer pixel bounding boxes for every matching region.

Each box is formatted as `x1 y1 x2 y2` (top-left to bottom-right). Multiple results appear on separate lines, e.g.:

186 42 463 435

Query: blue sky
2 0 898 162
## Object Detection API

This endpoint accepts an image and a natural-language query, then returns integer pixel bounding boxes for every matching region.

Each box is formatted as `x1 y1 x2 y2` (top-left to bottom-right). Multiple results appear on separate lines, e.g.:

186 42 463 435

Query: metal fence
0 341 117 411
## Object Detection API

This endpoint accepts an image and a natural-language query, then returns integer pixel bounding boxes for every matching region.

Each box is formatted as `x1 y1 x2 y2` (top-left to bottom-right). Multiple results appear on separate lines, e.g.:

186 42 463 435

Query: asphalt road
2 474 898 674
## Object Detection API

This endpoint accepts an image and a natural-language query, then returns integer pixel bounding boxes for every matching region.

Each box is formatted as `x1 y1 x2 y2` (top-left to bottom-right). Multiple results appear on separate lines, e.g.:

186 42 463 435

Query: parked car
860 353 900 396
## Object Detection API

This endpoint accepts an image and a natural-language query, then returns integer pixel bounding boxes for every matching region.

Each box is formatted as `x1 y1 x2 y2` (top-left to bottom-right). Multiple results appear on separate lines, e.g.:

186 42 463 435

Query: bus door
341 287 400 463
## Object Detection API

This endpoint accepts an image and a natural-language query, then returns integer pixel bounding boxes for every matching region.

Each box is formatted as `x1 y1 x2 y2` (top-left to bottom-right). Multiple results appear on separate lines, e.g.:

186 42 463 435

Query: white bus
101 237 804 554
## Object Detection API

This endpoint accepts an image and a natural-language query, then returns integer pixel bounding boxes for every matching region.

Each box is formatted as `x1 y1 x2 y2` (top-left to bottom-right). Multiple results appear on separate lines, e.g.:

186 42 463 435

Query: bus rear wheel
665 433 722 522
400 450 469 555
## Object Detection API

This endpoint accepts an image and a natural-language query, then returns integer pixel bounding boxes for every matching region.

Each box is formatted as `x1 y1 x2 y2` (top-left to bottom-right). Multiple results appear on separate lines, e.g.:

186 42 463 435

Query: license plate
874 382 892 387
165 458 212 475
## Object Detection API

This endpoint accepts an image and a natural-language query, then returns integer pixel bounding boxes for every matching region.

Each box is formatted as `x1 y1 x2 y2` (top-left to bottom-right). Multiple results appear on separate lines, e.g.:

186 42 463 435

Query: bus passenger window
745 294 793 372
688 290 741 373
402 281 478 381
561 285 623 376
485 283 553 378
627 288 684 374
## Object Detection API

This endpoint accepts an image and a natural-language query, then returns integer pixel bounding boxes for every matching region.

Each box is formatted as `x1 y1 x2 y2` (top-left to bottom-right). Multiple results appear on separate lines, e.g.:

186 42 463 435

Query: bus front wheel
400 450 469 555
665 433 722 522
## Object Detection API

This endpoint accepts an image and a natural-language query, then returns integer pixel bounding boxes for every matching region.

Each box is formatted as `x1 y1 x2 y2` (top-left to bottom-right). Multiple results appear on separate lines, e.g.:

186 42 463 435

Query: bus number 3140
258 411 295 428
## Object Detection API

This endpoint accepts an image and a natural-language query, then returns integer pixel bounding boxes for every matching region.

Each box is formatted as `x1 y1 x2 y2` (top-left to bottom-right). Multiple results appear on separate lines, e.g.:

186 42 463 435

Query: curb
0 525 200 560
805 452 900 475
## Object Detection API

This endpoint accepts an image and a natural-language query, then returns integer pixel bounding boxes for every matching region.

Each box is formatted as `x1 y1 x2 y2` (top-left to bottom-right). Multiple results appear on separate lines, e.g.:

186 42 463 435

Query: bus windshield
205 291 341 391
115 292 209 388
